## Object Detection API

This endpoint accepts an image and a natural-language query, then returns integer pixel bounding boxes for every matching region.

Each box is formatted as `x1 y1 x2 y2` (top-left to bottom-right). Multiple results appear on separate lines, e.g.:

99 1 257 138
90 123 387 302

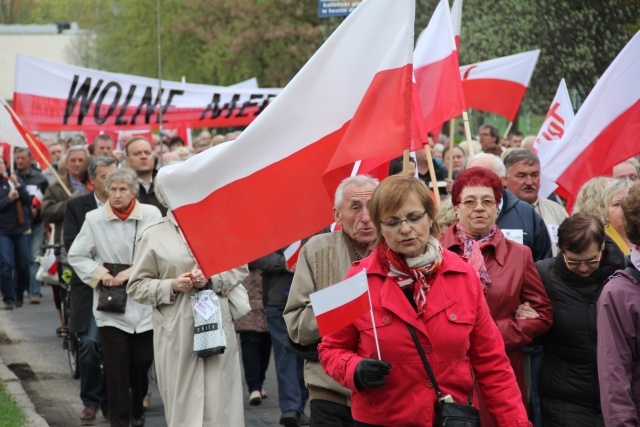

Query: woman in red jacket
439 167 552 426
318 175 531 427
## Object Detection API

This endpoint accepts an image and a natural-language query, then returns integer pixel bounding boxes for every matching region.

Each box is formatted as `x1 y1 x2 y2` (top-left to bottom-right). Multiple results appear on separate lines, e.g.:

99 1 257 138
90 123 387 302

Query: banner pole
365 269 382 361
462 110 475 158
447 118 455 180
9 143 14 176
403 149 410 174
156 0 164 168
423 143 441 207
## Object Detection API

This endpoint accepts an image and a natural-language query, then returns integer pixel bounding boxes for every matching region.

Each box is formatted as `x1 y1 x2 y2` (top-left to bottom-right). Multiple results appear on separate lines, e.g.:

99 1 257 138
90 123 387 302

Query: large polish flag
310 269 370 337
156 0 414 277
412 0 466 142
450 0 463 50
533 79 575 198
460 49 540 122
544 31 640 199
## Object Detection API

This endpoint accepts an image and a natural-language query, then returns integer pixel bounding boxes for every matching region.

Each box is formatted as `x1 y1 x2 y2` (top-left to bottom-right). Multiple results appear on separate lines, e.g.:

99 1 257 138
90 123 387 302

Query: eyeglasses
380 211 428 230
460 199 497 209
563 252 602 268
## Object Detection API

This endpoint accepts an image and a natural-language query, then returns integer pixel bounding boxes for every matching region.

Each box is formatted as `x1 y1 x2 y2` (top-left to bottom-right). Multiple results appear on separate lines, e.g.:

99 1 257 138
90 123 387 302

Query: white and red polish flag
533 79 575 198
450 0 463 50
156 0 414 277
310 269 370 336
459 49 540 122
285 241 302 270
544 31 640 201
0 96 52 169
411 0 466 147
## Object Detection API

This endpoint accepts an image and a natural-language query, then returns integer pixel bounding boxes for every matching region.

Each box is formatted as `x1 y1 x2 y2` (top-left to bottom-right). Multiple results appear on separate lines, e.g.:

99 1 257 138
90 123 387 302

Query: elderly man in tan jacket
284 175 379 426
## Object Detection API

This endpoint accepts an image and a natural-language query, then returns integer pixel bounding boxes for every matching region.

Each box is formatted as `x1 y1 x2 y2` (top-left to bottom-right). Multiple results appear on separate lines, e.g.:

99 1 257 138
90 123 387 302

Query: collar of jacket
441 224 509 267
104 199 142 221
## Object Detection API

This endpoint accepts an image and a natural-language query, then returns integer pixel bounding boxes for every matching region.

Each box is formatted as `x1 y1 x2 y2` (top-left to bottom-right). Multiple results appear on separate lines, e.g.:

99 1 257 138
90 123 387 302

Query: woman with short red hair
440 167 553 426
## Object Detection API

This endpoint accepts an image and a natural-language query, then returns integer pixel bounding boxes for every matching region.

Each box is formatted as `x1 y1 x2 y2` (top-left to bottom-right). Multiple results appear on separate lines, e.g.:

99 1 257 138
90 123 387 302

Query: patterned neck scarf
377 235 443 315
454 223 497 292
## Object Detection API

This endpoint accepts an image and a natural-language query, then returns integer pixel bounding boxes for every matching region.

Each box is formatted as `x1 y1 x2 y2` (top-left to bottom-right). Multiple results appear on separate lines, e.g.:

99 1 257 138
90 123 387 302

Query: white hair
334 175 379 209
467 153 506 178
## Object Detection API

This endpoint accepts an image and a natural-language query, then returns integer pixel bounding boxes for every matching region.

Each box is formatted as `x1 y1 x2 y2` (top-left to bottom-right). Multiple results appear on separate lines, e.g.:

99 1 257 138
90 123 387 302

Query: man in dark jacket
467 153 552 262
125 137 167 216
251 250 310 427
63 156 117 424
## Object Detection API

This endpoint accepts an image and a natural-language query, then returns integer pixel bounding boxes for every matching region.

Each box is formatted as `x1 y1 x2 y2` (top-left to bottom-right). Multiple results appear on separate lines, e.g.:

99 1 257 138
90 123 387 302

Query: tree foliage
3 0 639 115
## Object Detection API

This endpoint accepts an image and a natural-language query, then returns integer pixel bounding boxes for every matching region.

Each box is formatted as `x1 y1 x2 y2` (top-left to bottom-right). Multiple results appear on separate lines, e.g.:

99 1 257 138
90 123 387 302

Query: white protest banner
13 55 281 132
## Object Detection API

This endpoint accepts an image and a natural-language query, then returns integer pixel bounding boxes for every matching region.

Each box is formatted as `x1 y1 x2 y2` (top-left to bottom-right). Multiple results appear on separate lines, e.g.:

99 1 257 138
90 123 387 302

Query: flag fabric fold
412 0 466 147
450 0 463 50
534 79 575 198
310 269 370 337
460 49 540 121
156 0 414 277
543 31 640 200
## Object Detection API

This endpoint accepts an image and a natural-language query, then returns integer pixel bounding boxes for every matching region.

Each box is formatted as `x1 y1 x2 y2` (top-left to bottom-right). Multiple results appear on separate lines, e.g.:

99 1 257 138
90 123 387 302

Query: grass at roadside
0 381 26 427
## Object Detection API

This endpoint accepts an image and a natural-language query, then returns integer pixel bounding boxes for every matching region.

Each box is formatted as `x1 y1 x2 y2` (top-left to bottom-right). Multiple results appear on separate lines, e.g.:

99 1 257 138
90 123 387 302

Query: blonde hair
572 177 612 221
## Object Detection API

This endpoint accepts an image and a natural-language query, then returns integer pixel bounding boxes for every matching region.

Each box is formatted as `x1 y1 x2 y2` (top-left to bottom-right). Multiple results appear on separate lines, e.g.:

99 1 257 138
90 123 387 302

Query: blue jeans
29 221 44 298
78 315 107 412
266 305 308 414
0 233 31 304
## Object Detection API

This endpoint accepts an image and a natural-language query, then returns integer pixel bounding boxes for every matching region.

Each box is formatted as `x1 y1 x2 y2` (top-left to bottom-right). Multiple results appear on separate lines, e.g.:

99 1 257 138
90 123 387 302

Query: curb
0 355 50 427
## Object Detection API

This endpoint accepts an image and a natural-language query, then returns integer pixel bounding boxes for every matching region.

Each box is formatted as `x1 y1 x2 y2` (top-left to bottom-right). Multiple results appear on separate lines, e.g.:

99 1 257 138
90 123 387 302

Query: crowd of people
2 124 640 427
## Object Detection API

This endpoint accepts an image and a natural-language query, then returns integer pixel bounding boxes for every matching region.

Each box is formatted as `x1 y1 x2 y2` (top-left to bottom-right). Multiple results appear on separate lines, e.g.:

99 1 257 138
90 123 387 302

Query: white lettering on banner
502 229 524 245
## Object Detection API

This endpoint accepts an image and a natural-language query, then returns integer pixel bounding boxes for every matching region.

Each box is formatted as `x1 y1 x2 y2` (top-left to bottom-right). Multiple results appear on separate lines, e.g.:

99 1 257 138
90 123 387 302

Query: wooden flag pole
503 121 513 139
9 144 14 176
447 118 455 180
422 144 441 207
462 110 475 158
403 149 410 174
25 133 71 197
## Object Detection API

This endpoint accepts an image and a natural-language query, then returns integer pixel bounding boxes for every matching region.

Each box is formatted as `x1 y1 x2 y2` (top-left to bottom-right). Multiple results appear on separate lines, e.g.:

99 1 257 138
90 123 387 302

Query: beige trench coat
128 216 249 427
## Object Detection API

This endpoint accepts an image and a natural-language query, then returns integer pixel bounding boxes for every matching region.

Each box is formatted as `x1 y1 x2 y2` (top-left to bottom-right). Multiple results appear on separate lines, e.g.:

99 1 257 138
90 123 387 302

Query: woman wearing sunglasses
535 213 624 426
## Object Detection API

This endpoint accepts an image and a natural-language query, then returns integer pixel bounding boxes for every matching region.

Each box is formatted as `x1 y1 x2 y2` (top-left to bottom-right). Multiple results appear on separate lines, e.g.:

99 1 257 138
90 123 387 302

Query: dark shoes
3 302 14 310
280 410 303 427
80 405 99 425
131 414 145 427
15 299 23 308
300 412 310 425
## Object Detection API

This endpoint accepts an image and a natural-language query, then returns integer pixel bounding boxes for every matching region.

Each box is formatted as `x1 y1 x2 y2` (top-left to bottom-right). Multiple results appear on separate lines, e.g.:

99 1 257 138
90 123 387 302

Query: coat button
424 346 431 354
427 381 433 388
449 314 457 320
382 316 390 324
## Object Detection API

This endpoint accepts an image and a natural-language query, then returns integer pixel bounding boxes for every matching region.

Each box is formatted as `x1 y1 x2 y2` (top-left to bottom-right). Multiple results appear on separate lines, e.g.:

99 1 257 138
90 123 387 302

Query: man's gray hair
334 175 379 209
468 153 506 178
105 168 139 196
503 149 540 175
88 156 118 179
67 145 89 157
14 147 33 158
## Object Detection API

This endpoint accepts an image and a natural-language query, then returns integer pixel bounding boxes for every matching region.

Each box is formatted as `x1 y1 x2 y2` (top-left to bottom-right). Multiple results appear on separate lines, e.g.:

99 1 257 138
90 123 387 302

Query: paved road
0 287 307 426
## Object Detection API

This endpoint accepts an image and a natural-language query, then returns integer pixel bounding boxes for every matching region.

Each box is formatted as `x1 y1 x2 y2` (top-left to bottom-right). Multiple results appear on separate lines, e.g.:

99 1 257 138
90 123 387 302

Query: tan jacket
283 231 357 405
128 215 249 427
534 197 569 257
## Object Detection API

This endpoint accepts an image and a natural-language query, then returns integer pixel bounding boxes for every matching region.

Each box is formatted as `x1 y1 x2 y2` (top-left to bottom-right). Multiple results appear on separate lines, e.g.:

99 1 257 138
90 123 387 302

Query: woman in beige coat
128 209 249 427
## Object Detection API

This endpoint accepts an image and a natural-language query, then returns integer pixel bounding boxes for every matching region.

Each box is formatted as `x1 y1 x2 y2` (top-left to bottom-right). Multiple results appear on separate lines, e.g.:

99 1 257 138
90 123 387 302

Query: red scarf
112 199 136 221
376 240 442 315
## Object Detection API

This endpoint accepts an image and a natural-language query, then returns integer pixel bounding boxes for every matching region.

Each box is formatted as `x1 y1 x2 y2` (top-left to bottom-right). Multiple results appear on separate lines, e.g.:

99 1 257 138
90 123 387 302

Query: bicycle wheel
67 334 80 380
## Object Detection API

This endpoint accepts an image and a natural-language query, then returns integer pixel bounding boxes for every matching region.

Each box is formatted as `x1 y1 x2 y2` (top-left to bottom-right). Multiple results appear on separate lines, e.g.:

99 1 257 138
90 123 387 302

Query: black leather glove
354 358 392 390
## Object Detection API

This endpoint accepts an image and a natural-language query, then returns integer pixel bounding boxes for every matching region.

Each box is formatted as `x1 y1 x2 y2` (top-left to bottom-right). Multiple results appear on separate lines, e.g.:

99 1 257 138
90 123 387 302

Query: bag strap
625 266 640 284
406 323 474 404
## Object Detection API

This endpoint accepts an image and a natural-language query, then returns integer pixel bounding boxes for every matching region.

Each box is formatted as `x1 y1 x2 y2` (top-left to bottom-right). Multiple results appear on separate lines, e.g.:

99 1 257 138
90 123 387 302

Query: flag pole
422 144 441 207
364 268 382 361
156 0 164 168
462 110 475 158
447 118 455 180
503 121 513 139
403 149 410 173
9 143 14 176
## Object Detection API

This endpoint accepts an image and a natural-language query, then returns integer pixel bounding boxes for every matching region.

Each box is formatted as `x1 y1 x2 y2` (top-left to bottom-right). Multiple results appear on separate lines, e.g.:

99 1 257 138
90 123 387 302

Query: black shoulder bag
96 222 138 313
406 323 480 427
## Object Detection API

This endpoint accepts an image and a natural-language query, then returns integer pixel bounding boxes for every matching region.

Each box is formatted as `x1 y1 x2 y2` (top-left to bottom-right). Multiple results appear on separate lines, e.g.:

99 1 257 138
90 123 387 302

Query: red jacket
440 226 552 426
318 248 531 427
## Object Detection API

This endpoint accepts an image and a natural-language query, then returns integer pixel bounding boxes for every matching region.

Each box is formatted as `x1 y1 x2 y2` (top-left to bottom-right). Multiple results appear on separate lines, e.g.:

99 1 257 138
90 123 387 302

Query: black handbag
406 324 481 427
96 263 131 313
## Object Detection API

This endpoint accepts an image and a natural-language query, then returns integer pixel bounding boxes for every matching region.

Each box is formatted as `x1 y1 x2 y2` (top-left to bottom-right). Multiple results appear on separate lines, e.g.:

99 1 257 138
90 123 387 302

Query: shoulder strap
625 266 640 284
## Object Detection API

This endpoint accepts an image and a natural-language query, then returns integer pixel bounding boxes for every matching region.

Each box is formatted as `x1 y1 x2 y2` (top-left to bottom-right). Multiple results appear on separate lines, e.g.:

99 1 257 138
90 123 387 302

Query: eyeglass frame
562 251 602 268
380 210 429 230
459 198 498 209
